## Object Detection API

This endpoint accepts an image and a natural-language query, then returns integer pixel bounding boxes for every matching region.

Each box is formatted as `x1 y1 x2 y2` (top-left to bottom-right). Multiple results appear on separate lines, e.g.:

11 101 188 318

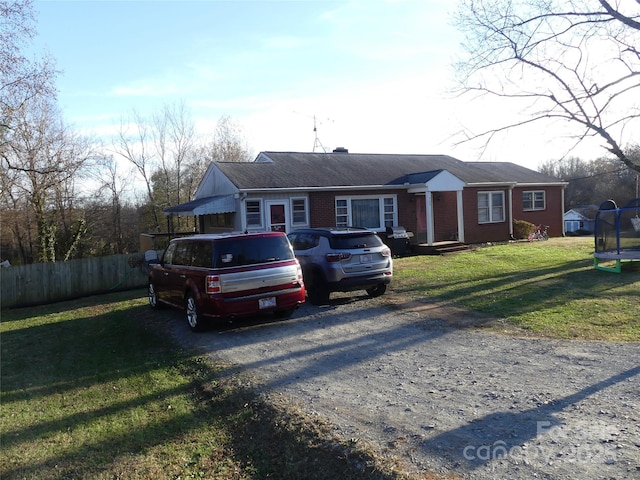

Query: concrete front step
411 241 471 255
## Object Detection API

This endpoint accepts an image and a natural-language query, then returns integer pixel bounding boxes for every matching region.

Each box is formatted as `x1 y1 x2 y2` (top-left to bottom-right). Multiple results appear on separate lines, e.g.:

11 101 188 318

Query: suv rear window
329 233 384 249
214 236 294 268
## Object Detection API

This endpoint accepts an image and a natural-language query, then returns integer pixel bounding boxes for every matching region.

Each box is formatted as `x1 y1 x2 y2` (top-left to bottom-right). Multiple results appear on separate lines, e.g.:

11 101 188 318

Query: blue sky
31 0 607 168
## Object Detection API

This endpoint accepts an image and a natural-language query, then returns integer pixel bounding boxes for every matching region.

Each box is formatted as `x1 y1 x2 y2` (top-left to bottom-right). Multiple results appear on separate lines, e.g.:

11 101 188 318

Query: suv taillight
326 252 351 262
381 247 391 257
206 275 221 294
296 264 304 285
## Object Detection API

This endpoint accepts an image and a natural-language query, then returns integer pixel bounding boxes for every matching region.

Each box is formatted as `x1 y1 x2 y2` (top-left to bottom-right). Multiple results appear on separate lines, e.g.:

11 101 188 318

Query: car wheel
366 284 387 298
148 282 161 309
307 271 330 306
185 294 206 332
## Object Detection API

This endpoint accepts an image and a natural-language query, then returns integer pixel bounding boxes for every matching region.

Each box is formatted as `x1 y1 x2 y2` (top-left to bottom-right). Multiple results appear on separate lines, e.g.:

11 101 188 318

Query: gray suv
288 227 392 305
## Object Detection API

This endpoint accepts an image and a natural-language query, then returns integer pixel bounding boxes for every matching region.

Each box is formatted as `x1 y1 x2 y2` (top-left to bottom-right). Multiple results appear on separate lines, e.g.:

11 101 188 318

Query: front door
266 201 288 232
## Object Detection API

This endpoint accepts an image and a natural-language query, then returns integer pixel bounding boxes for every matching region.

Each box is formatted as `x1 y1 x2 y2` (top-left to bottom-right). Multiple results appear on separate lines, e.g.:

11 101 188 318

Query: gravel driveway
169 293 640 480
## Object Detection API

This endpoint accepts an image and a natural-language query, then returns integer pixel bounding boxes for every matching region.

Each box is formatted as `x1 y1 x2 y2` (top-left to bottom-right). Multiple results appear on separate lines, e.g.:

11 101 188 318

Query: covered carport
163 194 237 233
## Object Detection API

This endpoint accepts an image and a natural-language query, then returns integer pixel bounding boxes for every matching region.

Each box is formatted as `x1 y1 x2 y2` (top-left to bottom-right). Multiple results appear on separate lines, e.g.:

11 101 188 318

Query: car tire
185 293 206 332
307 271 330 306
148 282 162 309
366 284 387 298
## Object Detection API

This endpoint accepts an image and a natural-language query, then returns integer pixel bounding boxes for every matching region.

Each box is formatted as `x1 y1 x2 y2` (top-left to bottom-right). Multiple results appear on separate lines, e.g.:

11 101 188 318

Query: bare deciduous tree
1 0 57 135
539 152 639 207
206 115 254 163
89 155 134 254
113 102 206 233
1 94 95 262
152 101 197 211
455 0 640 173
113 111 161 230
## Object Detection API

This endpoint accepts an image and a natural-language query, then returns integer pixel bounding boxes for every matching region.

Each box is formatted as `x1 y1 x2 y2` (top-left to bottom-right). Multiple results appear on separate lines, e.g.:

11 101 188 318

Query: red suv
148 232 306 331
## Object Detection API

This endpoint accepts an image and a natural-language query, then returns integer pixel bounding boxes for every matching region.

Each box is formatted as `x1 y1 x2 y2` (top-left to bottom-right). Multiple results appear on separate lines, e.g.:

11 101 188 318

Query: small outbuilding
564 205 598 234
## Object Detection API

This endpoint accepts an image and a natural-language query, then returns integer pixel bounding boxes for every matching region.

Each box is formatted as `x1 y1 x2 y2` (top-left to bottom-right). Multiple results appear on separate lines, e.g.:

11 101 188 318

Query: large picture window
523 191 546 211
335 195 397 230
478 191 505 223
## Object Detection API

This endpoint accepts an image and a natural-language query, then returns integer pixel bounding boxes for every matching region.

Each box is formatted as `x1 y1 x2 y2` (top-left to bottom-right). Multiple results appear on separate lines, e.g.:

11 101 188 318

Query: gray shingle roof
214 151 563 189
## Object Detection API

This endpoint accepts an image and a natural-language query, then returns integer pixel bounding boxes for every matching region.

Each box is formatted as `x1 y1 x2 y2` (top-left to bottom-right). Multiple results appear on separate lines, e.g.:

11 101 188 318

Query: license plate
259 297 276 309
360 254 372 263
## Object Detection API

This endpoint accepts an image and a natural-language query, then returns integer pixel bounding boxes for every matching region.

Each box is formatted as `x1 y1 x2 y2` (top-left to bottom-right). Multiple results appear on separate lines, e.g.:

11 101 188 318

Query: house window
291 197 308 226
336 199 349 227
335 195 397 230
245 200 262 228
383 198 395 227
478 191 505 223
523 191 546 211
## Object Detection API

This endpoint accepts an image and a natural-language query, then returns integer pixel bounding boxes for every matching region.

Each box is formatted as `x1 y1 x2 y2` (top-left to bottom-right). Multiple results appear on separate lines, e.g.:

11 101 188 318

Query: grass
1 237 637 479
0 291 412 480
390 237 640 341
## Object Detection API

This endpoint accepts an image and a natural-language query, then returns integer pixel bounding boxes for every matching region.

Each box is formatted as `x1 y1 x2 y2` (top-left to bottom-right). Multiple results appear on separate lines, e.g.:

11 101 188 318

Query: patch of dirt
168 291 640 480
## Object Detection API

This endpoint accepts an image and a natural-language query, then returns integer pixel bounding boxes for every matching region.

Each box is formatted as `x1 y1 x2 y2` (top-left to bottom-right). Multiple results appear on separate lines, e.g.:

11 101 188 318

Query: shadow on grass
0 293 408 480
394 256 640 321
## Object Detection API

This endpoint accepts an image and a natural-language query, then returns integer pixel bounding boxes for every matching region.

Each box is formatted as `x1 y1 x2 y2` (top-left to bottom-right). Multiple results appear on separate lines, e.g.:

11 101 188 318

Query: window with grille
478 191 505 223
245 200 262 228
523 191 546 211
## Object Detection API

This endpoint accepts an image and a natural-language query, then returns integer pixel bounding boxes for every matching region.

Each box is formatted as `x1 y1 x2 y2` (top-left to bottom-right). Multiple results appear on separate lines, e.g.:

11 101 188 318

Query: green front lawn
391 237 639 341
0 292 408 480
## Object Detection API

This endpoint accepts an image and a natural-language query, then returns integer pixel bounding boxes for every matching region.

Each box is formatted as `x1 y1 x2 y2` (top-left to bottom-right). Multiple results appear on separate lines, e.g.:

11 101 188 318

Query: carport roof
163 195 236 216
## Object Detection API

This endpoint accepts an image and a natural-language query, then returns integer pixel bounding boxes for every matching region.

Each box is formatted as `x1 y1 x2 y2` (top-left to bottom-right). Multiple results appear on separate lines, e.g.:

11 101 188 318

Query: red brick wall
433 191 460 241
308 191 336 227
397 191 417 233
463 187 512 244
462 186 565 243
307 185 565 243
512 186 564 237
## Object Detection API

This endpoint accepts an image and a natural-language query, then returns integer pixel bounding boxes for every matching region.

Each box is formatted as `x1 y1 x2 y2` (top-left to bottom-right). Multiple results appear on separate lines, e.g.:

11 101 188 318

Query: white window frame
334 195 398 231
245 199 263 230
478 191 505 224
523 190 546 211
336 198 349 227
290 197 309 226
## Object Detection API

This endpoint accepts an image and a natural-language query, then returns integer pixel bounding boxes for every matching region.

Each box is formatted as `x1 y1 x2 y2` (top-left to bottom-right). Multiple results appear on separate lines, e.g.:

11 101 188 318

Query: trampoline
594 198 640 273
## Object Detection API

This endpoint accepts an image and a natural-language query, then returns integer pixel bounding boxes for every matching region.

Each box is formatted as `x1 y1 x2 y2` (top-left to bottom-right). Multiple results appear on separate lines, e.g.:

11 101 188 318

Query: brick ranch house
165 150 567 246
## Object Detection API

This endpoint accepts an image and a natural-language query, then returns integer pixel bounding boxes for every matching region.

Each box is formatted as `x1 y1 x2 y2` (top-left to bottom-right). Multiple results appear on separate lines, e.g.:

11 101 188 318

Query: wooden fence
1 253 152 309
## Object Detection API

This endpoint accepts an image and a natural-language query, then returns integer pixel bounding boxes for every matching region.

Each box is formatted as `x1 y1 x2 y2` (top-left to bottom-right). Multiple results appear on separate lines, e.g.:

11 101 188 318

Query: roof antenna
312 115 326 153
292 112 333 152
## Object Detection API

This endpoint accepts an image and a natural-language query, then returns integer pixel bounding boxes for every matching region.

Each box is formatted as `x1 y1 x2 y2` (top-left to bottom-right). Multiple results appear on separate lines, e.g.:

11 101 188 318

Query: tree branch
599 0 640 30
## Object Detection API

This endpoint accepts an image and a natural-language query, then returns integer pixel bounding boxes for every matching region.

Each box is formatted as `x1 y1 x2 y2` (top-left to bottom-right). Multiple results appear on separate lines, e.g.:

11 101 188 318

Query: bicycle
528 224 549 241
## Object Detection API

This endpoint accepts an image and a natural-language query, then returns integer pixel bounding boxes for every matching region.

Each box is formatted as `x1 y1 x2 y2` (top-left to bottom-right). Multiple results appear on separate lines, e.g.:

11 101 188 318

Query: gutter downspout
508 186 514 239
561 187 566 237
457 190 465 243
